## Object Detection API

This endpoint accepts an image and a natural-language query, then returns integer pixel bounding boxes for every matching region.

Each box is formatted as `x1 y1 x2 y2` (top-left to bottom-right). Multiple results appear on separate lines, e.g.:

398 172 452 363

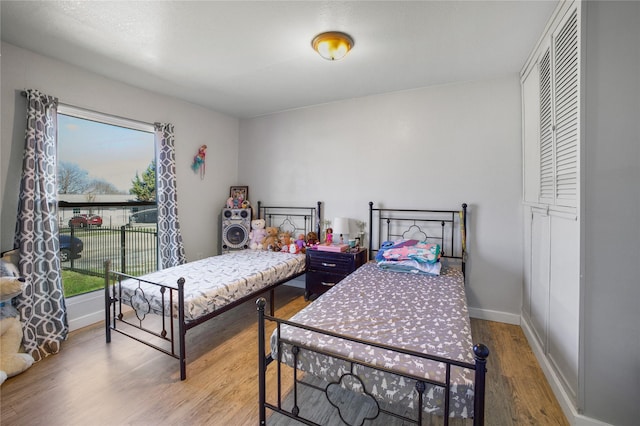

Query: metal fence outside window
60 225 158 278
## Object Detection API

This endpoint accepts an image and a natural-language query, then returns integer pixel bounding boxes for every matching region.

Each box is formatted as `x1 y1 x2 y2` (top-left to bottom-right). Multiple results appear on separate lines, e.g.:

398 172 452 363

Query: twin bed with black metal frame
257 202 489 425
104 202 321 380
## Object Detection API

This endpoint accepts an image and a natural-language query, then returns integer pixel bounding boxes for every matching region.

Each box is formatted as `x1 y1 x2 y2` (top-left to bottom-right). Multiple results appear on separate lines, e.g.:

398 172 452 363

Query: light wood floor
0 286 568 425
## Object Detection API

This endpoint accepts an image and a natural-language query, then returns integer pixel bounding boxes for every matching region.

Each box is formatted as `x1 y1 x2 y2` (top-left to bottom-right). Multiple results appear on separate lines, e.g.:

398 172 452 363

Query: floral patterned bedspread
271 262 477 419
119 250 305 322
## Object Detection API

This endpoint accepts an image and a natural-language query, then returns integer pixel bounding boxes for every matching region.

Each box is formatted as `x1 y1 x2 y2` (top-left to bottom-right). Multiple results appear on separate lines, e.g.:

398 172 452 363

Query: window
57 105 157 298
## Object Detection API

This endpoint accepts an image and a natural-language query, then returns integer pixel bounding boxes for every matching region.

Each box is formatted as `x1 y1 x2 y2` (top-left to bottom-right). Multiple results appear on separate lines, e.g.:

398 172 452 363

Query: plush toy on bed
306 231 319 247
0 251 34 385
293 234 306 254
262 227 280 251
279 232 292 253
249 219 267 250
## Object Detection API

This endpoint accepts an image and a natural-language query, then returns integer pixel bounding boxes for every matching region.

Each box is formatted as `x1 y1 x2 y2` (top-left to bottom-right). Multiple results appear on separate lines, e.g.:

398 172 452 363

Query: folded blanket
376 239 441 264
376 239 442 275
377 259 442 275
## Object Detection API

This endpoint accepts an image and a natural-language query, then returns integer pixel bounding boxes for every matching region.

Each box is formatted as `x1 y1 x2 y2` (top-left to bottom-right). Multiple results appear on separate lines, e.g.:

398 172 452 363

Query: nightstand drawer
306 270 344 293
304 247 367 300
307 255 353 274
307 271 345 287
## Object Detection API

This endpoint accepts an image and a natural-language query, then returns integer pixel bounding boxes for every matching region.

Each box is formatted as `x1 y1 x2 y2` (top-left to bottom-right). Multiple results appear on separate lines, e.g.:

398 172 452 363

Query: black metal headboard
256 201 322 238
368 202 468 276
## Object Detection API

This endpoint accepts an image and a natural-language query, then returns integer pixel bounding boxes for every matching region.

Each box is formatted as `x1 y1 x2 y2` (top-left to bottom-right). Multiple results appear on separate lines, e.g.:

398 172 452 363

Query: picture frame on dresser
229 186 248 203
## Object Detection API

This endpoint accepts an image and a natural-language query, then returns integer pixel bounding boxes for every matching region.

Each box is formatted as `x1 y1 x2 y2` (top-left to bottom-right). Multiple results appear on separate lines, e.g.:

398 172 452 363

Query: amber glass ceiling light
312 31 354 61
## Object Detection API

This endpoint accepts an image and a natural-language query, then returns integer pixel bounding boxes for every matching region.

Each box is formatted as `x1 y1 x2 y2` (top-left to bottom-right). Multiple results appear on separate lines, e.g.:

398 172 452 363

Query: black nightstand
305 247 367 300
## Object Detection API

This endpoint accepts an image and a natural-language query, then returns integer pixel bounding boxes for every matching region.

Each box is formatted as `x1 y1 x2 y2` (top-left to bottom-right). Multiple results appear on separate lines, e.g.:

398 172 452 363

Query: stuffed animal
306 231 319 247
0 251 34 385
249 219 267 250
226 197 234 209
262 227 279 251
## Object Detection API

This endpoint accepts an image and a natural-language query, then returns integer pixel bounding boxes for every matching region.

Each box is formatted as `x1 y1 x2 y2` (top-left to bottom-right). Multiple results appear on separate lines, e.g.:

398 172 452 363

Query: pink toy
325 227 333 245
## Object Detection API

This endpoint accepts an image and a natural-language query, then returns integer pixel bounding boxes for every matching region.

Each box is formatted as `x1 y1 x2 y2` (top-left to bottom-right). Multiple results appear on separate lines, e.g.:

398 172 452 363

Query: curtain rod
21 89 156 129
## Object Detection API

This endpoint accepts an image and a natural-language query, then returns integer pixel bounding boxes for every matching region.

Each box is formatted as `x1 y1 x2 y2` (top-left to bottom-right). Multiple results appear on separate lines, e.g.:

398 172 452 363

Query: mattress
119 250 305 322
271 261 476 418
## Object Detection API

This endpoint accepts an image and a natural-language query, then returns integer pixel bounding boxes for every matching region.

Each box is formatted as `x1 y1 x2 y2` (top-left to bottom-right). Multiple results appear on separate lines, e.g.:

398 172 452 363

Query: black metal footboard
104 259 188 378
105 260 297 380
257 298 489 426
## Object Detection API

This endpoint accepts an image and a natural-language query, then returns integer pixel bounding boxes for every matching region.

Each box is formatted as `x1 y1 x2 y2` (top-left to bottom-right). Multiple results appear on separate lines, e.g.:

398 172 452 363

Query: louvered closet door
539 48 554 204
553 9 579 207
538 8 579 208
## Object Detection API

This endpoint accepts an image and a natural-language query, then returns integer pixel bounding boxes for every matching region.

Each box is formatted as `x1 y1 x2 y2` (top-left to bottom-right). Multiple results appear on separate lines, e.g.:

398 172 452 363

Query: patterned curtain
14 89 68 361
155 123 186 268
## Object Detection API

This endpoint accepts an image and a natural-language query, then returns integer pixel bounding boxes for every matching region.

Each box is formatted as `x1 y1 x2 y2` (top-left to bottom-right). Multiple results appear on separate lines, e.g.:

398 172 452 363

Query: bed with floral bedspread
106 202 321 381
120 250 305 322
271 262 476 419
258 202 489 426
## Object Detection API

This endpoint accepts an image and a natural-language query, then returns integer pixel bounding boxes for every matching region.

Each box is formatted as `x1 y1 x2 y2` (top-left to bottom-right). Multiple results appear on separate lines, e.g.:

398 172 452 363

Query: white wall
582 2 640 424
1 42 240 260
1 42 526 325
239 77 524 319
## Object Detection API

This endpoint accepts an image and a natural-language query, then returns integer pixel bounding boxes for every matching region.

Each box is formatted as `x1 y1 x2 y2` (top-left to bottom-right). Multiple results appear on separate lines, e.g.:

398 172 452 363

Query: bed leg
473 343 490 426
269 288 275 316
179 338 186 380
104 260 111 343
178 278 187 381
257 298 267 425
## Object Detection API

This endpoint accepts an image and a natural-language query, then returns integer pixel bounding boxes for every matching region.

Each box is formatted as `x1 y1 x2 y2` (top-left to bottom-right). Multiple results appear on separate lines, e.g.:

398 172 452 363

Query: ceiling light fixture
311 31 354 61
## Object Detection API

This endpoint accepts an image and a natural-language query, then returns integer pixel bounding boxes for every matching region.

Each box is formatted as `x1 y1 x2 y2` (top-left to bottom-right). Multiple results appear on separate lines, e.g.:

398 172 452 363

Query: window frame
56 104 157 211
56 105 158 322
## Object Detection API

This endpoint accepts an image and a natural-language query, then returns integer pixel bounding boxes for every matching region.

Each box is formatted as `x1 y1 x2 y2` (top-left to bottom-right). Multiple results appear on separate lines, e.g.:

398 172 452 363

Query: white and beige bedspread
272 261 476 418
120 250 305 322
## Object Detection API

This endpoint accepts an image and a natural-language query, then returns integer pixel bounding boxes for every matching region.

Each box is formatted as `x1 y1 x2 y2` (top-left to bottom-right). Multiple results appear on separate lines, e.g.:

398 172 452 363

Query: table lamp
332 217 351 245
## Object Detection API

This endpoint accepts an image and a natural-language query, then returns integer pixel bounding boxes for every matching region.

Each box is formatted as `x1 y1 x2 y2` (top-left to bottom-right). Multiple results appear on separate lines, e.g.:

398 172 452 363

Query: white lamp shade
332 217 351 238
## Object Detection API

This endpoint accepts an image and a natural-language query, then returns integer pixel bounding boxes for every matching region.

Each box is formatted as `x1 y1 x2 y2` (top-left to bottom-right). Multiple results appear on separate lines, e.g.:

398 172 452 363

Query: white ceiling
1 1 557 118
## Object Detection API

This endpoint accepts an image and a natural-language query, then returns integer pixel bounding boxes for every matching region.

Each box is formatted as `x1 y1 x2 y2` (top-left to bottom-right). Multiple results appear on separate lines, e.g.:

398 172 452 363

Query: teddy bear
0 251 34 385
248 219 267 250
262 227 280 251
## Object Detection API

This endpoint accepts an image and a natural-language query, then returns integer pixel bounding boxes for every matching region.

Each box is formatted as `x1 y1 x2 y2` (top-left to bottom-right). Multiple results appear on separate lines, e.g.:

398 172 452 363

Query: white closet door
548 214 580 403
522 209 532 317
538 48 554 204
530 210 550 348
552 8 579 207
537 7 579 208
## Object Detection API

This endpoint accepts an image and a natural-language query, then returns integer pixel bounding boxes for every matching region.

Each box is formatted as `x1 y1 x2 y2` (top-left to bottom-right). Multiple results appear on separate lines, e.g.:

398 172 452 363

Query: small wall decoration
229 186 249 209
191 144 207 179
